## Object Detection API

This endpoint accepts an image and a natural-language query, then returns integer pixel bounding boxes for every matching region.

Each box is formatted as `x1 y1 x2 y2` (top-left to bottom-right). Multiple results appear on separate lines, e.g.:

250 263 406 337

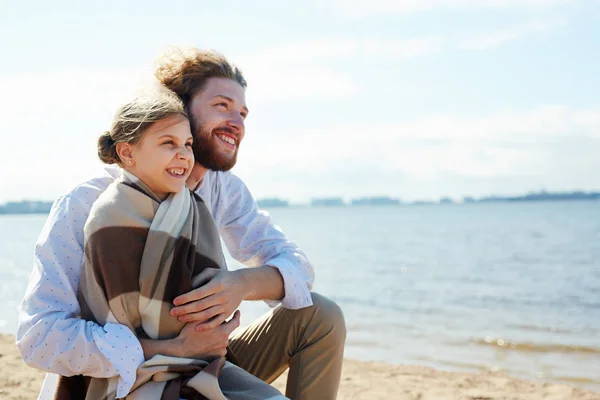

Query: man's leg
228 293 346 400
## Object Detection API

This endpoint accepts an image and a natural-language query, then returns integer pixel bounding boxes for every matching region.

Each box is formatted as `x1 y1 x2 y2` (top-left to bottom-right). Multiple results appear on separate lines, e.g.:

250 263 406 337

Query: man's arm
234 265 285 302
214 172 315 308
171 172 314 328
16 189 144 398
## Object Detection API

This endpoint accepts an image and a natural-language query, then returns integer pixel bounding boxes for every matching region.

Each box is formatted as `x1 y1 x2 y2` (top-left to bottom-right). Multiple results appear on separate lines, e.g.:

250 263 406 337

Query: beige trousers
229 293 346 400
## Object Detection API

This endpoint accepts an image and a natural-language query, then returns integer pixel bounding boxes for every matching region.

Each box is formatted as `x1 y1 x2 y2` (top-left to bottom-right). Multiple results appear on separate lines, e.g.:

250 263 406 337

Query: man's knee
309 293 346 342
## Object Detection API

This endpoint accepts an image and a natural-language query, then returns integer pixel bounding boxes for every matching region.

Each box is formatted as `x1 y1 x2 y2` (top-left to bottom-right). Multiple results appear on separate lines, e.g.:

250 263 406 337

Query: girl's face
121 114 194 200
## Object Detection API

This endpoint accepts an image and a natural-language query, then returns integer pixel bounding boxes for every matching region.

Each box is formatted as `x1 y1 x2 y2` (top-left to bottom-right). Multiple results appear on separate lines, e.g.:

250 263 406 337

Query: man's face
188 77 248 171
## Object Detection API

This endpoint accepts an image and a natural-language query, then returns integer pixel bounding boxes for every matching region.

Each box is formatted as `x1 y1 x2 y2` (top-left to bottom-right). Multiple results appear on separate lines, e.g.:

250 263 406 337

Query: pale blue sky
1 0 599 203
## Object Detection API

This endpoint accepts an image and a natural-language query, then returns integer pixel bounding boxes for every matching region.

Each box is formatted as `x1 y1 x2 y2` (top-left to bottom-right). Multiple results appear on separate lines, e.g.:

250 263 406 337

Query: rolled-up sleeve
210 173 315 309
17 192 144 398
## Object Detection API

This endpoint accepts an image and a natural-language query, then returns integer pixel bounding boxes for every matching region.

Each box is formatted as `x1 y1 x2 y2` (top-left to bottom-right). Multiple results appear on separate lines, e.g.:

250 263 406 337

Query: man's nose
227 112 245 133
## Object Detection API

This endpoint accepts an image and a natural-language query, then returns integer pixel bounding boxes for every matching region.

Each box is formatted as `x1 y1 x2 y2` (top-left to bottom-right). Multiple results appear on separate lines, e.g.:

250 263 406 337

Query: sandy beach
1 334 598 400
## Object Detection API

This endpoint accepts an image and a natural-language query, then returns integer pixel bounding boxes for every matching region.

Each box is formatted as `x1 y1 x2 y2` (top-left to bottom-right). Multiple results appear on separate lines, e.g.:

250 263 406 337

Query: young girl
52 88 285 400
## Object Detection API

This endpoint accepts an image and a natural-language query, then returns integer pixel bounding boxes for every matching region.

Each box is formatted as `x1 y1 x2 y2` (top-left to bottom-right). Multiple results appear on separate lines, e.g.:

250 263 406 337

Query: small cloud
243 37 444 66
243 66 359 102
459 18 568 50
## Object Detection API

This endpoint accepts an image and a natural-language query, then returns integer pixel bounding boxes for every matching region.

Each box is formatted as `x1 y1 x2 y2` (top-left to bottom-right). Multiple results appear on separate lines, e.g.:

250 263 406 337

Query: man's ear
116 142 135 166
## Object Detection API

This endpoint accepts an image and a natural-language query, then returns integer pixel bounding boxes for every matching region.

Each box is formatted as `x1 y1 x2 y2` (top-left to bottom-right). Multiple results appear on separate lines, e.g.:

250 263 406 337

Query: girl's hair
98 86 187 164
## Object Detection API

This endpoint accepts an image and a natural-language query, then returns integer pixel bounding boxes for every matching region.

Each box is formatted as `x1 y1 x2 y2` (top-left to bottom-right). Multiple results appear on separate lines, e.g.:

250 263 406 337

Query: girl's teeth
168 168 184 175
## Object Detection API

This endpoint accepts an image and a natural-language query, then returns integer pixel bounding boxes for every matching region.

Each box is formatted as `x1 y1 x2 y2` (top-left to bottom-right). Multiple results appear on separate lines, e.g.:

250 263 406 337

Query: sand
1 334 598 400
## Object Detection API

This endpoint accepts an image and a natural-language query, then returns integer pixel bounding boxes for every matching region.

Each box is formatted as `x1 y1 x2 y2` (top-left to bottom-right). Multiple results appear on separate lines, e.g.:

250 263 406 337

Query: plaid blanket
54 170 286 399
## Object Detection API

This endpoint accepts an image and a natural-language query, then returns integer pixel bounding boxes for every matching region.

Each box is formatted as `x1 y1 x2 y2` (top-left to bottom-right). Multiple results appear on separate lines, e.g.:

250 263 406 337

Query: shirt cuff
91 322 144 398
264 256 313 310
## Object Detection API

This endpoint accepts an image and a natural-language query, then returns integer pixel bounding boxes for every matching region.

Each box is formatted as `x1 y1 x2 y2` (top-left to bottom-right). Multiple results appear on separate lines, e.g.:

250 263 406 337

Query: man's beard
191 120 239 172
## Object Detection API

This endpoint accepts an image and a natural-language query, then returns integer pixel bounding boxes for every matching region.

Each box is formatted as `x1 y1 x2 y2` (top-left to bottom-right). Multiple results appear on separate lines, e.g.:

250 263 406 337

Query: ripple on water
470 337 600 354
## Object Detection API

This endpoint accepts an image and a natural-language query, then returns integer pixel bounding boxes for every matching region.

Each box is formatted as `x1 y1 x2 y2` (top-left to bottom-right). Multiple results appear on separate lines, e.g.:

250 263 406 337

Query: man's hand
170 269 247 331
140 310 241 360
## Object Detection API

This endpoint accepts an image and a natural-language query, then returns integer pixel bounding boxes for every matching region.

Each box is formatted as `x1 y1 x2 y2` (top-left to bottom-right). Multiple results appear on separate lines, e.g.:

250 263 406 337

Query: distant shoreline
1 193 600 215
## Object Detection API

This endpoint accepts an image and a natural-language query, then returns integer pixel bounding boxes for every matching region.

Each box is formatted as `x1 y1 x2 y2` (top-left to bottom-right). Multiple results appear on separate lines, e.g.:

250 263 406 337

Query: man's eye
185 143 193 148
216 102 227 108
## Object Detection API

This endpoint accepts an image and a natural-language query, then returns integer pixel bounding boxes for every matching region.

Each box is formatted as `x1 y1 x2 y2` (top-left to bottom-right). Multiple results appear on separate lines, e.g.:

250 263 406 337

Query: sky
0 0 599 203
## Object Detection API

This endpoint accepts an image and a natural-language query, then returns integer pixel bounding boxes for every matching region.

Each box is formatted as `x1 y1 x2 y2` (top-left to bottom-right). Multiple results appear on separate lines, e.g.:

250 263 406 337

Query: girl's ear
116 142 135 166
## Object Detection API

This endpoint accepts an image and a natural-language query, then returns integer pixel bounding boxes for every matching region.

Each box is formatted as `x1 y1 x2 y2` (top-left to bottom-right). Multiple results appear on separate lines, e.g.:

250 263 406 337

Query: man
17 47 346 400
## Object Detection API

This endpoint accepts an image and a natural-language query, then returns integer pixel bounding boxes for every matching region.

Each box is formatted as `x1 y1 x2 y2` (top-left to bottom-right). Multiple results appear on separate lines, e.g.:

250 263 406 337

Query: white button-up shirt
16 165 314 398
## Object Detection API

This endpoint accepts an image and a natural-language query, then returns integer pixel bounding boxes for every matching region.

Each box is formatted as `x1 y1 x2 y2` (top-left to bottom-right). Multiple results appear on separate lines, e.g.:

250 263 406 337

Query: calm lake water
1 201 599 391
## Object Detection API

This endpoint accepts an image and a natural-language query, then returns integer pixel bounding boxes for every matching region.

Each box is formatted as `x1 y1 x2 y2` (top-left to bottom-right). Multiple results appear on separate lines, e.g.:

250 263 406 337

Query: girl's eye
163 141 174 146
185 143 193 148
216 102 227 108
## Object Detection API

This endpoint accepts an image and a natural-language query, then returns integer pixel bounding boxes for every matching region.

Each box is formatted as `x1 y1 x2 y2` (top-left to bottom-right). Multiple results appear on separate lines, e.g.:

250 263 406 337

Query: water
1 201 599 391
